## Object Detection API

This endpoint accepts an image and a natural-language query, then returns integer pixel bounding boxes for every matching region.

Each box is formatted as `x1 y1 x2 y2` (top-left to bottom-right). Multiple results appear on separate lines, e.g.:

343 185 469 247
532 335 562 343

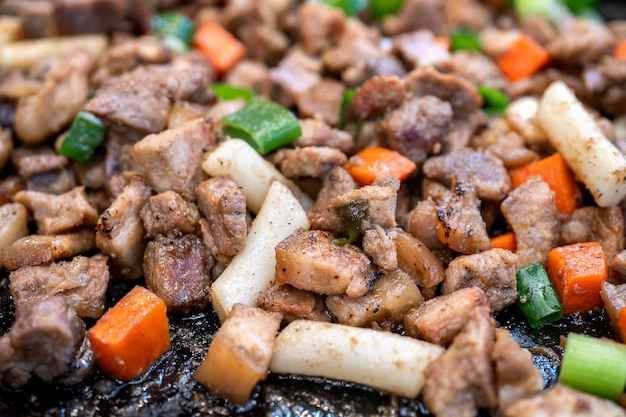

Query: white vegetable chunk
270 320 444 398
537 81 626 207
210 181 310 322
202 138 312 213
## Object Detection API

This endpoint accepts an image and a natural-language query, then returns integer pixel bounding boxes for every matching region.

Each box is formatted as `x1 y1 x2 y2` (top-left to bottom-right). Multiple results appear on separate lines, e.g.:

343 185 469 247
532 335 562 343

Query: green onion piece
559 333 626 401
338 88 356 129
221 97 302 155
370 0 404 19
211 83 255 102
516 262 564 328
315 0 368 17
477 86 509 115
450 28 482 52
561 0 598 16
151 12 195 49
332 199 368 245
513 0 566 21
58 111 108 163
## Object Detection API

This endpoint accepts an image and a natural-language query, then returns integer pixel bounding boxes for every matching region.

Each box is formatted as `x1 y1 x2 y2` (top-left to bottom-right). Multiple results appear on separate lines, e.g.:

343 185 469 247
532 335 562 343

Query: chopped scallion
151 12 195 50
211 83 255 102
516 262 564 328
450 28 482 52
477 86 509 115
58 111 108 163
559 333 626 402
332 199 368 245
221 97 302 155
369 0 404 19
315 0 368 17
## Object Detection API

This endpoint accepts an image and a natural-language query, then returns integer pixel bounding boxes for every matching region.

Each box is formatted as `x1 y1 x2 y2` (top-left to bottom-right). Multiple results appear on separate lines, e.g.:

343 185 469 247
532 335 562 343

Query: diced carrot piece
618 308 626 342
343 146 417 185
497 34 550 81
87 286 170 381
510 153 582 214
614 40 626 61
193 21 245 75
489 232 517 252
546 242 608 315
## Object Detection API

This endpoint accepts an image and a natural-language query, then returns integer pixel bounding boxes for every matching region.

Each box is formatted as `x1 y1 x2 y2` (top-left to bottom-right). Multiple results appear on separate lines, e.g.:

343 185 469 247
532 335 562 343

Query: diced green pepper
477 86 509 115
562 0 598 16
151 12 195 51
315 0 368 17
516 262 564 328
58 111 108 163
221 97 302 155
450 28 482 52
369 0 404 19
332 199 368 245
559 333 626 401
211 83 255 102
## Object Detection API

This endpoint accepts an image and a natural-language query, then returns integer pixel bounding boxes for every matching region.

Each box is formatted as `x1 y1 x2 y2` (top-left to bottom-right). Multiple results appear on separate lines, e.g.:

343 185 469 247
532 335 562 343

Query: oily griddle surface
0 274 615 417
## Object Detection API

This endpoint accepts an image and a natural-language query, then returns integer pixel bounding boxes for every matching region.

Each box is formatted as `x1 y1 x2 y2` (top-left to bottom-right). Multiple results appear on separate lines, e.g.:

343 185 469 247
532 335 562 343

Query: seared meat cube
394 229 446 290
0 202 29 256
547 19 617 68
297 2 346 56
326 268 423 327
195 178 247 258
382 0 446 36
470 118 538 169
610 250 626 284
272 146 347 179
600 281 626 341
140 191 200 239
0 296 93 389
423 148 511 201
437 50 507 91
492 329 544 410
15 186 99 235
257 284 330 323
11 146 73 194
501 177 559 268
423 306 497 417
362 225 397 270
275 229 375 298
404 286 489 345
442 248 518 311
503 384 626 417
350 74 405 120
296 79 345 126
143 234 212 313
269 51 321 109
296 118 354 154
2 229 95 271
560 206 624 260
435 179 491 255
96 175 151 279
223 60 271 98
9 254 109 319
133 118 221 201
407 198 447 250
393 30 451 68
308 166 357 233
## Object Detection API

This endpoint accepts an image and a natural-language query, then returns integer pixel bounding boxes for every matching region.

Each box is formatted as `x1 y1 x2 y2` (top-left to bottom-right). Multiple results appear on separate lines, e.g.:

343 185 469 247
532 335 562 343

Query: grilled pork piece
139 190 200 239
257 284 330 324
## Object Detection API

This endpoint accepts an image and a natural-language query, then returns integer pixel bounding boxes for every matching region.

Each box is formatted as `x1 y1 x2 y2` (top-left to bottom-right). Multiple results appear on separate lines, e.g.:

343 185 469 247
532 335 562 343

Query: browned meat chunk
269 51 321 109
257 284 330 323
600 281 626 342
143 234 212 313
471 118 538 169
9 254 109 319
436 179 491 255
275 229 375 298
610 250 626 284
423 306 497 417
560 207 624 260
442 248 518 311
362 225 397 270
393 30 451 68
394 229 446 290
380 95 452 164
297 2 346 55
584 57 626 117
501 177 559 267
272 146 348 179
95 176 150 279
404 67 482 118
10 146 71 190
223 60 271 98
2 229 95 271
383 0 446 36
85 61 212 138
404 286 489 345
350 74 405 120
195 178 247 258
547 19 617 68
503 384 626 417
423 148 511 201
296 79 345 125
0 296 93 388
443 0 492 32
139 191 200 239
133 117 221 200
437 51 507 91
296 118 354 154
15 186 99 235
308 166 357 233
407 198 447 250
14 51 92 144
326 268 423 327
492 330 544 410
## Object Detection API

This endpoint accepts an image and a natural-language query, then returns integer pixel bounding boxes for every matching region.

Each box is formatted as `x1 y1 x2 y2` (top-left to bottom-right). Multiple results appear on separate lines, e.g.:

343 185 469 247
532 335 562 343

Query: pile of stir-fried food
1 0 626 415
